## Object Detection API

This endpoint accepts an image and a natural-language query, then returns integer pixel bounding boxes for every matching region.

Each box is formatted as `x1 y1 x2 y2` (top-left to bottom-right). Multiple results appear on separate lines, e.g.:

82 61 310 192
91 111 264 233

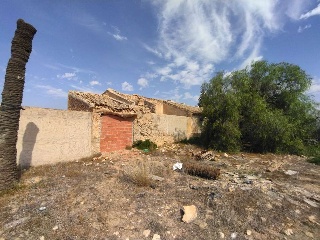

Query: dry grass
183 160 221 180
123 159 152 187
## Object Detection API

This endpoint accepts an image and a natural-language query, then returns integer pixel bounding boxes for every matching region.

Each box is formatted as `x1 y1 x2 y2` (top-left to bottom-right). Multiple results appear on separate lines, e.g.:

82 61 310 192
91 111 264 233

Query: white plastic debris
39 206 46 211
173 162 183 171
284 170 298 175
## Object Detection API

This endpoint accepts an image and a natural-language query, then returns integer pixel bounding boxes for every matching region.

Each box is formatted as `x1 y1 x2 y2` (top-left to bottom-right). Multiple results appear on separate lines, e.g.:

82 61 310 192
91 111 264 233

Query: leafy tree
199 61 319 154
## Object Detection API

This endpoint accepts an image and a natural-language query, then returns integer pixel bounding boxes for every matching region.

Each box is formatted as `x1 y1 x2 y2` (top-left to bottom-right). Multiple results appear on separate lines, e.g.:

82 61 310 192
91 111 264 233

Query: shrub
132 139 157 152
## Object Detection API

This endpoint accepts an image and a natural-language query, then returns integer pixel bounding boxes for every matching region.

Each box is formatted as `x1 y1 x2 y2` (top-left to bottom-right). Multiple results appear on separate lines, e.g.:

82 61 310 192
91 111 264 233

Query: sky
1 0 320 109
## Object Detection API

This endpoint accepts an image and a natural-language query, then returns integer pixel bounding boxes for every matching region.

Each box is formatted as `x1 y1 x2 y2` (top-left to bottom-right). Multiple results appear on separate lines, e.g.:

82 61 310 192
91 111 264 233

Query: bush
132 139 157 152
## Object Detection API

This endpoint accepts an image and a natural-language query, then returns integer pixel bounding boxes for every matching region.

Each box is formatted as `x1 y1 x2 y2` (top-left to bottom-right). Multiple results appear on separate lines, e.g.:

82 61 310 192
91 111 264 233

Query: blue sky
1 0 320 109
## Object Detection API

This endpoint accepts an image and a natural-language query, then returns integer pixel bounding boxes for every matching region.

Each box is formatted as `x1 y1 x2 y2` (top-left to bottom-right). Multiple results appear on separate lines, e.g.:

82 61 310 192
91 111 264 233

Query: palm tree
0 19 37 191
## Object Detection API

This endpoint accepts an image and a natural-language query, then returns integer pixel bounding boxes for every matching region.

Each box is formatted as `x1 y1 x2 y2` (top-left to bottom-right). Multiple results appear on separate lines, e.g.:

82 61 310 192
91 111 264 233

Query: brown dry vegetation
0 143 319 240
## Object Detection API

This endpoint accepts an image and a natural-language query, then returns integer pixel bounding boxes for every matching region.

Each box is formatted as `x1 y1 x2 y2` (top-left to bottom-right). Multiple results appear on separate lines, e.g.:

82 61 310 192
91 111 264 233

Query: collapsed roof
68 88 202 117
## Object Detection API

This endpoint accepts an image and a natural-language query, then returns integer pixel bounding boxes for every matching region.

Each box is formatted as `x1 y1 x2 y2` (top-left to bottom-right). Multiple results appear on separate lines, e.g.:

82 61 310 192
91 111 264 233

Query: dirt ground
0 143 319 240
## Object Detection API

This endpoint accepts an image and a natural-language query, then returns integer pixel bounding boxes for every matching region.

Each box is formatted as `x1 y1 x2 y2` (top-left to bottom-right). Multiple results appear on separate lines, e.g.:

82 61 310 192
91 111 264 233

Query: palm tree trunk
0 19 37 191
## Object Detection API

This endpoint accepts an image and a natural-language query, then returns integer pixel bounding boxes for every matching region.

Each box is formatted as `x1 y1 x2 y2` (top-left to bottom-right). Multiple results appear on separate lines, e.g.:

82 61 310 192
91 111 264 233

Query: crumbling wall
133 113 201 146
91 111 101 154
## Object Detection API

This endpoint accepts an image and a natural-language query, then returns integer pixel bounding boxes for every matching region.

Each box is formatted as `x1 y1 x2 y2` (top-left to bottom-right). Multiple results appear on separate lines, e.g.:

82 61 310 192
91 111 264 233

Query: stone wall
133 113 201 146
17 107 93 167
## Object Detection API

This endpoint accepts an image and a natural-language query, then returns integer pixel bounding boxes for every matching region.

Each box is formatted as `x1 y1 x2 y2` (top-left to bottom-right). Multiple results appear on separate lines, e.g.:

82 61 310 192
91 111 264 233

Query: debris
304 231 314 238
304 198 319 207
284 228 293 236
223 153 229 157
231 232 237 239
246 230 252 235
219 232 225 239
143 229 151 238
150 174 164 181
39 206 46 211
194 151 215 161
181 205 198 223
284 170 298 175
173 162 183 171
52 225 59 231
152 233 161 240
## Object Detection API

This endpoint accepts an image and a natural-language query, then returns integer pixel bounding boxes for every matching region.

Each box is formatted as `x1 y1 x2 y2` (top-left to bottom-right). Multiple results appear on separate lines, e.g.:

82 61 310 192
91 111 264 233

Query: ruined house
68 88 202 153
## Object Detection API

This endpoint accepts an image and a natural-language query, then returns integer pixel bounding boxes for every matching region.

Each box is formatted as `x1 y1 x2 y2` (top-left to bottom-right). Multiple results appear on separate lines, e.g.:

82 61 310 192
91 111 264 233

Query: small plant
132 139 157 152
183 161 220 180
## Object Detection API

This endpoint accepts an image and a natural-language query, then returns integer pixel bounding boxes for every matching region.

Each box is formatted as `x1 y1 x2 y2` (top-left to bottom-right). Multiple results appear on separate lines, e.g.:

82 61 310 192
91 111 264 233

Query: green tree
199 61 319 154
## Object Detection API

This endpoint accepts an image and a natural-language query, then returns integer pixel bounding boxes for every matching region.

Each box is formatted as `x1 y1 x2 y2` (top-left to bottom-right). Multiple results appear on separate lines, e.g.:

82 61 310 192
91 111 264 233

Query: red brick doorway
100 115 134 153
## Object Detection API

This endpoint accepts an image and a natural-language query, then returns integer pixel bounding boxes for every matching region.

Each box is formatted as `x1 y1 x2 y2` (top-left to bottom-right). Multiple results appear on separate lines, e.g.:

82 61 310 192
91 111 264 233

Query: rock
284 228 293 236
304 198 319 207
143 229 151 238
52 225 58 231
181 205 198 223
231 232 237 239
246 230 252 235
150 175 164 181
194 220 207 229
39 236 45 240
304 231 314 238
260 217 266 222
218 232 225 239
308 215 318 224
152 234 161 240
223 153 229 157
39 206 46 211
284 170 298 175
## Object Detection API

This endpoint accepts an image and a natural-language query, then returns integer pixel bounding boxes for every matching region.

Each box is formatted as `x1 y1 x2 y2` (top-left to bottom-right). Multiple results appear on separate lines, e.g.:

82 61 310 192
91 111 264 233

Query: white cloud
183 92 199 102
161 87 182 102
143 44 163 58
145 0 287 88
89 80 101 86
57 72 77 80
122 81 133 91
35 85 67 98
298 24 312 33
137 78 148 89
112 34 127 41
108 26 127 41
309 78 320 94
285 0 310 20
300 3 320 19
